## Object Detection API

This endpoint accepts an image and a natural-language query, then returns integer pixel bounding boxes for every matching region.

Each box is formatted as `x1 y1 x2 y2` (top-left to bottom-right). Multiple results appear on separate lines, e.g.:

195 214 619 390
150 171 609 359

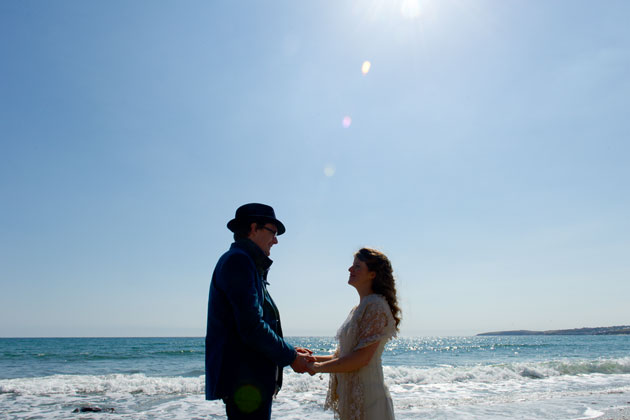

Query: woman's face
348 256 376 290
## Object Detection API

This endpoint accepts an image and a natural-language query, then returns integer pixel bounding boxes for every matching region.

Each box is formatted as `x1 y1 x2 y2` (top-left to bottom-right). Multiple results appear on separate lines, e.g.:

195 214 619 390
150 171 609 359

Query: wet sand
600 406 630 420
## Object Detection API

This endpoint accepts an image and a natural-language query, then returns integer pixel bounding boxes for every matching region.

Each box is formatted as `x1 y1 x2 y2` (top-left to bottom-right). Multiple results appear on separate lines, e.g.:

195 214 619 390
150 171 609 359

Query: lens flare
342 116 352 128
361 60 371 75
324 165 336 177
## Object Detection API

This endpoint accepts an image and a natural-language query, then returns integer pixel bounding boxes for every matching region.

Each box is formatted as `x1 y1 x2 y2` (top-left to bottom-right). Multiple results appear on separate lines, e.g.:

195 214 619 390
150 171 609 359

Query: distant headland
477 325 630 336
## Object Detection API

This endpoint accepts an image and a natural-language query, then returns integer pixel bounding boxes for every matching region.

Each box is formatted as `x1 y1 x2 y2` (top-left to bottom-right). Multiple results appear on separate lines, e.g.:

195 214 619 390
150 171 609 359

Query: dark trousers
224 397 272 420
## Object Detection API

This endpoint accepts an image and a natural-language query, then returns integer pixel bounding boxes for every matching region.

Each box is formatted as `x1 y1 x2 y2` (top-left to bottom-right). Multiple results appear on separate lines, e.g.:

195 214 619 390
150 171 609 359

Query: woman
311 248 401 420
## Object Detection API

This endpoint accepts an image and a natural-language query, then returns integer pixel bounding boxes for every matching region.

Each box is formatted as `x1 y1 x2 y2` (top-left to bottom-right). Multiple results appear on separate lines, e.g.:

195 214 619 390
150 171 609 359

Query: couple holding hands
206 203 401 420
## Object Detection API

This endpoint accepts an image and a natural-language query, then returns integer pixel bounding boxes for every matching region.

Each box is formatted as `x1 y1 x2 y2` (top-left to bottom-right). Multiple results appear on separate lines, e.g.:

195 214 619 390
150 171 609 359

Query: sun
400 0 421 19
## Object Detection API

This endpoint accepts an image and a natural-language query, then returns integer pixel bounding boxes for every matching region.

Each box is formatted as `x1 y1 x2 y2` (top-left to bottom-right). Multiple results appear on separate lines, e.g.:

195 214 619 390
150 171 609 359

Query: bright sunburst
400 0 421 19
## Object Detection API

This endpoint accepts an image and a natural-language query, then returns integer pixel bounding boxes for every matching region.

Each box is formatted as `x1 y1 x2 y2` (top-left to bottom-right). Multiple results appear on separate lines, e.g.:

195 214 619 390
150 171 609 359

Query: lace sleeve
355 298 394 350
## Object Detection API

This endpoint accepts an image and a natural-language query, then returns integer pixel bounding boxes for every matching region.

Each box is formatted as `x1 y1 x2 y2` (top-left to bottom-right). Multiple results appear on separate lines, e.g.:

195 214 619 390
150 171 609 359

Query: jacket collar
232 239 273 282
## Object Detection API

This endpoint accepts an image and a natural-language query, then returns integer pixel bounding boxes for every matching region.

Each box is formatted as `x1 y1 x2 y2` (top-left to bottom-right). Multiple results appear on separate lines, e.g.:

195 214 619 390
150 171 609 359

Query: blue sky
1 0 629 337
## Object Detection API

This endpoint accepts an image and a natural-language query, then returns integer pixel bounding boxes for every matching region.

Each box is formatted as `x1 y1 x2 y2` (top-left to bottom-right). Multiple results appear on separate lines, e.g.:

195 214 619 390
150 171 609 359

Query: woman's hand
312 362 324 373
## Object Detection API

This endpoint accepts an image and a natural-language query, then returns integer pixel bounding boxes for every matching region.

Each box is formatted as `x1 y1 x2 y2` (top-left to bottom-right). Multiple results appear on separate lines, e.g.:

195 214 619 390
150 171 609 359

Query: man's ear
248 222 257 237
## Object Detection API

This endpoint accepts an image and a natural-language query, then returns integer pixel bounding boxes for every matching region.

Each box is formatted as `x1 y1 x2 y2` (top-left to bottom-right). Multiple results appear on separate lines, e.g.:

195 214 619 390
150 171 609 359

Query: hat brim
227 216 286 235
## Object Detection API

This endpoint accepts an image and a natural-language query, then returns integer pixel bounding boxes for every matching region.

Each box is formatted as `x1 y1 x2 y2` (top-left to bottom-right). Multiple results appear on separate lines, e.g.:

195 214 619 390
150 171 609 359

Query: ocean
1 336 629 419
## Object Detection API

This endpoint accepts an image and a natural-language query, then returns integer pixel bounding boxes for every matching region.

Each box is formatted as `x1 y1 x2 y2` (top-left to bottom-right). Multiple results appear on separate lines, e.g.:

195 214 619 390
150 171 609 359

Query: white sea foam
580 407 605 419
1 359 629 420
2 358 629 397
0 374 203 396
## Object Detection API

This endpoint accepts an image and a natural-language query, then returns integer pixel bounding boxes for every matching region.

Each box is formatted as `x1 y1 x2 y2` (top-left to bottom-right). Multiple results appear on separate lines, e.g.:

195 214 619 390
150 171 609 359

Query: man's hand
291 352 315 375
296 347 313 356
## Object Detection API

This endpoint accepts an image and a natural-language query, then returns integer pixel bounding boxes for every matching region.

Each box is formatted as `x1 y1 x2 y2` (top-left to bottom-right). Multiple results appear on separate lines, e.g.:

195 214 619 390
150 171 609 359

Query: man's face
248 222 279 256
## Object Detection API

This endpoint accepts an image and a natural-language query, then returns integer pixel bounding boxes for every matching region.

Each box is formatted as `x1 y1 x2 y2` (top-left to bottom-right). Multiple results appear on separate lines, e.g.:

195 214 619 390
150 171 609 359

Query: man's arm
219 252 296 367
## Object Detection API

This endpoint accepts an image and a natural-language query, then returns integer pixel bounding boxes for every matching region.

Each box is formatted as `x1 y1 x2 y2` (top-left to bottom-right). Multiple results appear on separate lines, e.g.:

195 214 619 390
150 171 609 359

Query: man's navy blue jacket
205 239 297 401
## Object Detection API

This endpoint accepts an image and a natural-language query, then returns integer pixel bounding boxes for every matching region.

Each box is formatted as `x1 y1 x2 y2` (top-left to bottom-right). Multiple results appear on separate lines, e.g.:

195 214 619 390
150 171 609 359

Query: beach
601 407 630 420
1 336 629 419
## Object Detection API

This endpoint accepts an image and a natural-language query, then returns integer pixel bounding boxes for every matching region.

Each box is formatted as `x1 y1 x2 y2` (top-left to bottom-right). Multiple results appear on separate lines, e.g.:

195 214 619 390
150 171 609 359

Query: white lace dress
325 294 397 420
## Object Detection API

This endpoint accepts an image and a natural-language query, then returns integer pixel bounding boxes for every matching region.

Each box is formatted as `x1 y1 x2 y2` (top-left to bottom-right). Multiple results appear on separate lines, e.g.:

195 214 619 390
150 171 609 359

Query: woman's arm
312 341 380 373
311 354 335 362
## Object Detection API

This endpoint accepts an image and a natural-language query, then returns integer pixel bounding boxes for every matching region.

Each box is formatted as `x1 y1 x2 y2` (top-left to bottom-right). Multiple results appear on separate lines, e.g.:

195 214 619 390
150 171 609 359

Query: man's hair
233 220 266 241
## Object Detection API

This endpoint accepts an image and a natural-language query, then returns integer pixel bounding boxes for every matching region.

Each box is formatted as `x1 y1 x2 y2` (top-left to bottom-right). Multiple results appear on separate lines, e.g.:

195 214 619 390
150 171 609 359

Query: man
205 203 313 419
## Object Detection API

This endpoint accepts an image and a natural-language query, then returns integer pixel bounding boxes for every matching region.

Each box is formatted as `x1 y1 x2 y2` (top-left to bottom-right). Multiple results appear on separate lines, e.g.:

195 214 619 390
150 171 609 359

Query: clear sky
1 0 629 337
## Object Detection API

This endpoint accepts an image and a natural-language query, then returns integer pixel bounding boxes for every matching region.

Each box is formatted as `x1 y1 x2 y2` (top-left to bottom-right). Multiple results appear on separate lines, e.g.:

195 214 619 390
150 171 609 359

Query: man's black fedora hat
227 203 286 235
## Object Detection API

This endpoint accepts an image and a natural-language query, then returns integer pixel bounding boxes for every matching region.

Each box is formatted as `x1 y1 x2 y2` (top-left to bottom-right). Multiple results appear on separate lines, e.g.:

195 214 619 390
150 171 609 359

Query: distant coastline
477 325 630 336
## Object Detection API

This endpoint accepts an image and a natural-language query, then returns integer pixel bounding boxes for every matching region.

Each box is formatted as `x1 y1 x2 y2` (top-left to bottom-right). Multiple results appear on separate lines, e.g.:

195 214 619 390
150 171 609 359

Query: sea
1 336 630 420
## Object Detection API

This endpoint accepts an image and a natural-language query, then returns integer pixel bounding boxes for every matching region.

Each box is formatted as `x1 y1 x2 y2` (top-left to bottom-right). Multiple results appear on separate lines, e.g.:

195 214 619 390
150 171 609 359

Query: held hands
295 347 312 356
291 347 316 375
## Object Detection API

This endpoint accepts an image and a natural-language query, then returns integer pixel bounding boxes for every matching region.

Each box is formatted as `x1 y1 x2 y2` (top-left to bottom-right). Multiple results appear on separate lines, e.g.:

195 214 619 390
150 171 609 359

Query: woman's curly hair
356 248 401 331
